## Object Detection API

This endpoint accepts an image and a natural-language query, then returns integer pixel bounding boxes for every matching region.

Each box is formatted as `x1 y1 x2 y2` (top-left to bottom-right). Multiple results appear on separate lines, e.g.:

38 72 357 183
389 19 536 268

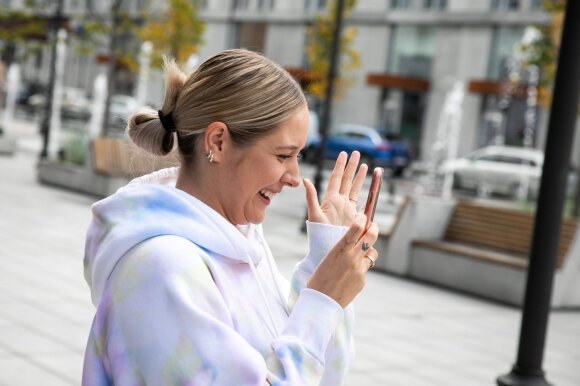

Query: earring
207 150 214 163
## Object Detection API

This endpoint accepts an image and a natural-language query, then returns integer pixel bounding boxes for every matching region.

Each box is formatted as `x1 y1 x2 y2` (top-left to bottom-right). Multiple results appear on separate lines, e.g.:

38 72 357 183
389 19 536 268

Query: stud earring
207 150 214 163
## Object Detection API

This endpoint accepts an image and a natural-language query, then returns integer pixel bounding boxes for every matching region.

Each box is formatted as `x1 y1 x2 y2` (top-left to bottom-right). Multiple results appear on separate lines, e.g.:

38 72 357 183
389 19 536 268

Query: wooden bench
409 199 579 306
91 137 178 178
413 200 577 269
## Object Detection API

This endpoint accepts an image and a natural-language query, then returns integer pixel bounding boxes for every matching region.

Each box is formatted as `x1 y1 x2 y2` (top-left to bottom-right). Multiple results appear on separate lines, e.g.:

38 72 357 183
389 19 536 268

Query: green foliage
518 0 565 107
305 0 360 101
61 131 88 166
138 0 205 67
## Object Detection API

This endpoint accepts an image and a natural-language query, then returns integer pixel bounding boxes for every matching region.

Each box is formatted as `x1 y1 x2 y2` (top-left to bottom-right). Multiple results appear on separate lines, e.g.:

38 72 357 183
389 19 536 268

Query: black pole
102 0 122 137
312 0 346 195
497 1 580 385
39 0 64 159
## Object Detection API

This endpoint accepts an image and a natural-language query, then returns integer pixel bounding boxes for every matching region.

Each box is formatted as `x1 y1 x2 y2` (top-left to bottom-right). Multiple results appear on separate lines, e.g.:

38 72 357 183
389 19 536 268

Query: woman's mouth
259 189 277 204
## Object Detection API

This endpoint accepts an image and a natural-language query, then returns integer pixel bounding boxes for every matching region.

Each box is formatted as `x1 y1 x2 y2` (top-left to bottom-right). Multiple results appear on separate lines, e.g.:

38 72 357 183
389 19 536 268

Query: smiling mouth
259 189 277 203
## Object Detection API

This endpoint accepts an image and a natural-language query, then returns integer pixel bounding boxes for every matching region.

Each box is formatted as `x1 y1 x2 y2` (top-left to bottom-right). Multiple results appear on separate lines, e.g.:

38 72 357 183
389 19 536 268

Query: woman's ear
204 122 230 162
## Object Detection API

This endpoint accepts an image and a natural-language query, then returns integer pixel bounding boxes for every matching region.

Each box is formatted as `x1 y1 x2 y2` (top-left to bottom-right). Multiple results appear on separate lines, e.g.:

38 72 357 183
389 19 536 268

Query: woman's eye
277 154 292 161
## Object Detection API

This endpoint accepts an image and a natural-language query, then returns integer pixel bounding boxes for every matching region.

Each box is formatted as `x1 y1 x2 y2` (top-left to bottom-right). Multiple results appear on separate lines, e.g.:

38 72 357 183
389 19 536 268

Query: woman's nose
281 162 300 187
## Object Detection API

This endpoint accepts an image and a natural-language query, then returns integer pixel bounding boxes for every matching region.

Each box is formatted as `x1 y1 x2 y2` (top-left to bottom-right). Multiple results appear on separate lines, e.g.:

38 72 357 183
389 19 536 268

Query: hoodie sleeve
288 221 356 386
84 235 345 386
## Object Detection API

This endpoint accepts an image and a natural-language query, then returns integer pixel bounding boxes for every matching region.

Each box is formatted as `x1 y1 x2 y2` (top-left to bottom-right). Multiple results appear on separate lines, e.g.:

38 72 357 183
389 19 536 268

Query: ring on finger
364 254 376 269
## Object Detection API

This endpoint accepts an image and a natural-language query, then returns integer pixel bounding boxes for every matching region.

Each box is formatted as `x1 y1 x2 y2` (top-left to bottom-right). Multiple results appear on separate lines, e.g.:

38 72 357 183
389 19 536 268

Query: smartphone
363 167 384 230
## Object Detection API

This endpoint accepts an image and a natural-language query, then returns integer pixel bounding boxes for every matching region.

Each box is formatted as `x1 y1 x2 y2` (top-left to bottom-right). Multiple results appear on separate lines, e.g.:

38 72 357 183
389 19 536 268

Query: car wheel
452 174 462 189
301 147 317 164
393 166 405 178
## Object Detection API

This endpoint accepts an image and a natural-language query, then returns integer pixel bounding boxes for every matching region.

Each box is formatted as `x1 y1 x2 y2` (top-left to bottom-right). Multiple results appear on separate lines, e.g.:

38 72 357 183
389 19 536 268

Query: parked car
302 124 412 175
440 145 544 197
110 95 139 127
29 87 92 120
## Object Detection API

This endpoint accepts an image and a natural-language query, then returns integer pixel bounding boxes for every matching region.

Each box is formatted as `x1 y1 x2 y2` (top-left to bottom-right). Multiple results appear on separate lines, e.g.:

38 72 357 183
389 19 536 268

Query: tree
305 0 360 101
518 0 565 108
137 0 205 67
519 0 580 218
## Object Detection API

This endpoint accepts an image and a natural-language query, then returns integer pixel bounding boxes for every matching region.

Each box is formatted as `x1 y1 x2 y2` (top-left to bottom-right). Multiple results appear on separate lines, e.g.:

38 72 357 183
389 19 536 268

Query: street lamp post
312 0 346 195
39 0 64 159
497 1 580 385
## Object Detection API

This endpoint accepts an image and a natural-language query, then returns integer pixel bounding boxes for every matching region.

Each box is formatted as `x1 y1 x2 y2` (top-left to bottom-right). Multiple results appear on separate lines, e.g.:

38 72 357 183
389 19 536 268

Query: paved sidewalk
0 117 579 385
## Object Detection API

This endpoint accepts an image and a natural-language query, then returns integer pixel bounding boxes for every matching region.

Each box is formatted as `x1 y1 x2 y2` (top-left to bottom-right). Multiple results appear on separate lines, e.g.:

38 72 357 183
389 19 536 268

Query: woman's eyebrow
275 145 299 150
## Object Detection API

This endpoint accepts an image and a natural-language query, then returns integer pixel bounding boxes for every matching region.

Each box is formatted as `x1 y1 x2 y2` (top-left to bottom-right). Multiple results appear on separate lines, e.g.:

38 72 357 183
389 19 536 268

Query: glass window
424 0 447 10
305 0 327 10
491 0 520 10
258 0 274 10
530 0 542 10
487 26 525 80
235 0 250 9
390 0 410 9
388 25 435 78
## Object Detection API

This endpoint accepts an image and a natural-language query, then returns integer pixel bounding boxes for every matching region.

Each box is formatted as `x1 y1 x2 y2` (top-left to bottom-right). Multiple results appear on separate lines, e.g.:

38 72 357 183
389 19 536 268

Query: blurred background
1 0 579 385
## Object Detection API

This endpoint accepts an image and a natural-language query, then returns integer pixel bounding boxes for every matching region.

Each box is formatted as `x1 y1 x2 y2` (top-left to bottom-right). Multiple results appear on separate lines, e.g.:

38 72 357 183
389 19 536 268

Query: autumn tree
518 0 565 107
305 0 360 101
137 0 205 67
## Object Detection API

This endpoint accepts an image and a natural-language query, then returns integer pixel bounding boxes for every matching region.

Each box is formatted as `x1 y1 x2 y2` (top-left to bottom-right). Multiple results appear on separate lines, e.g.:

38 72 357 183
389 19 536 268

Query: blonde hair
127 49 307 160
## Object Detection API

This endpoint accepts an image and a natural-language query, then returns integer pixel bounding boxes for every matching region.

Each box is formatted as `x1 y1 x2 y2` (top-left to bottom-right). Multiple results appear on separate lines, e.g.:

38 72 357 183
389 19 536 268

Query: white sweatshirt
82 168 354 385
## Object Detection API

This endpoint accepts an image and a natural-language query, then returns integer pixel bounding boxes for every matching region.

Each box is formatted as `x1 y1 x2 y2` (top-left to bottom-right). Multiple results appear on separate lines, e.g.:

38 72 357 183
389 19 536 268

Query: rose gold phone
363 167 384 230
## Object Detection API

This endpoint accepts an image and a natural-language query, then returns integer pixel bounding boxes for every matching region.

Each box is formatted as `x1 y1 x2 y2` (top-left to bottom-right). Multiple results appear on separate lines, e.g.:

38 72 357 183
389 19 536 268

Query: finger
326 151 348 193
339 151 361 196
303 178 321 220
359 222 380 245
343 213 367 246
363 247 379 270
349 163 368 203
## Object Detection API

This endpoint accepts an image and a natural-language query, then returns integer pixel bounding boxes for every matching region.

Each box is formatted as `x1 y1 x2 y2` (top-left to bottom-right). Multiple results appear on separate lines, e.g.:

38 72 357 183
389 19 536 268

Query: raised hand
304 151 368 227
307 213 380 308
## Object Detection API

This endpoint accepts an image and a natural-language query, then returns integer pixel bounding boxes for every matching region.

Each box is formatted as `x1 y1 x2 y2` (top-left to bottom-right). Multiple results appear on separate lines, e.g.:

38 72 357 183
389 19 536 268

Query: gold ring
364 255 376 269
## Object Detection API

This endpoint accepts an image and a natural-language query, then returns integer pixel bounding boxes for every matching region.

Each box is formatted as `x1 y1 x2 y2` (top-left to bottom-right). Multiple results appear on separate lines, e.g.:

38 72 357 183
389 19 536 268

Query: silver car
440 146 544 197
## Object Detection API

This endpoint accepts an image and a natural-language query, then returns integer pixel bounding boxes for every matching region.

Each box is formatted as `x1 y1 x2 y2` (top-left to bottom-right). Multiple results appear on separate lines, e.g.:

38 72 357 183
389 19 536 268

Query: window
487 26 525 80
235 0 250 10
424 0 447 10
304 0 327 10
388 25 435 78
258 0 275 10
530 0 542 10
491 0 520 10
390 0 410 9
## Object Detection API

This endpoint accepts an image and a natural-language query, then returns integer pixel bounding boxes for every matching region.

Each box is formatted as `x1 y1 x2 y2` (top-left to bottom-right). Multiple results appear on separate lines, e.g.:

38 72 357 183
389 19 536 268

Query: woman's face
220 105 309 225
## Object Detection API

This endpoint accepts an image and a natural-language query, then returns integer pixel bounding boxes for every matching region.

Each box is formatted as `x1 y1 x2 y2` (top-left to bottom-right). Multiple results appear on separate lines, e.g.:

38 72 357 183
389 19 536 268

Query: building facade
197 0 579 167
2 0 579 166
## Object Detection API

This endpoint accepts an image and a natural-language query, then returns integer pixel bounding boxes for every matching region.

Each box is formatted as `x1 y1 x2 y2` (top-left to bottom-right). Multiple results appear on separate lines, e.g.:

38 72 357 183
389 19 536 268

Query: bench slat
435 200 578 269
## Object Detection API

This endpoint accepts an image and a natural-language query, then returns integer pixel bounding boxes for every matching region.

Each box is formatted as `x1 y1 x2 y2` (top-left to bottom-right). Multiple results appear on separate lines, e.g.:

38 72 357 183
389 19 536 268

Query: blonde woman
82 49 379 385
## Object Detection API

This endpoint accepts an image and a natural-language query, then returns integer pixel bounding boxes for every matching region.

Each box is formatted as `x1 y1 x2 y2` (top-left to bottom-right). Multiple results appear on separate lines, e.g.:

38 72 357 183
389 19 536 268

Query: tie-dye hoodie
82 167 354 385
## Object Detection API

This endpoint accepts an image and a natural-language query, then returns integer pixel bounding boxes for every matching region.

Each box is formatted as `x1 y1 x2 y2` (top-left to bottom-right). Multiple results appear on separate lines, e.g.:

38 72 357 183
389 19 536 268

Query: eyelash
277 153 302 161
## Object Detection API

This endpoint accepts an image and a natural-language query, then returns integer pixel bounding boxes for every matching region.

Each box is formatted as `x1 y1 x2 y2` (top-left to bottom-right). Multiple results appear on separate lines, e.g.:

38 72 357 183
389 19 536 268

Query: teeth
260 189 276 199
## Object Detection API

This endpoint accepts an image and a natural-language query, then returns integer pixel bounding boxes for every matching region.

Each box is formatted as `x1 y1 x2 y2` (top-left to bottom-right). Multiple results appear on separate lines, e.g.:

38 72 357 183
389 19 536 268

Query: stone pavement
0 117 579 385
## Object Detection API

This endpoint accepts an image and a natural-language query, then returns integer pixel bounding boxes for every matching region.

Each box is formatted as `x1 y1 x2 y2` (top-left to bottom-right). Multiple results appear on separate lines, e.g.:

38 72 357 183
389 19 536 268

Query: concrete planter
37 159 128 198
0 136 17 156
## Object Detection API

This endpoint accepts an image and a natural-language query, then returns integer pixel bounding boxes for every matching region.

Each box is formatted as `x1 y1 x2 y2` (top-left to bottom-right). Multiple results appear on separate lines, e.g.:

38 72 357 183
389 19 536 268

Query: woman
82 49 379 385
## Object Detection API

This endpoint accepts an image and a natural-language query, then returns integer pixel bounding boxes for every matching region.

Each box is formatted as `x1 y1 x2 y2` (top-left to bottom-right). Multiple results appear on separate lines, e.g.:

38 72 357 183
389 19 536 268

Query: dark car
302 124 412 176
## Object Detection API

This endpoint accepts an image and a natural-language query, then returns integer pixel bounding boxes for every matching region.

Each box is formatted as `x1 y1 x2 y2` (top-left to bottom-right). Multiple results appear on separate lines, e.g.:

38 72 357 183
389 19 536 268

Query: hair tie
158 110 176 133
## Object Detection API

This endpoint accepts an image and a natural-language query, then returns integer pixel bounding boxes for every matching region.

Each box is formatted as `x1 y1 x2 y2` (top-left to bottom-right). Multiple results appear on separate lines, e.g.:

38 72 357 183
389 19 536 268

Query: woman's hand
307 213 380 308
304 151 368 227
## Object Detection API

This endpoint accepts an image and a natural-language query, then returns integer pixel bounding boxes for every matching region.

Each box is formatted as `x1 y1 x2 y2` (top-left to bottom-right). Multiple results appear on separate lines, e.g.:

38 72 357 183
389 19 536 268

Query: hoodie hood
84 167 264 307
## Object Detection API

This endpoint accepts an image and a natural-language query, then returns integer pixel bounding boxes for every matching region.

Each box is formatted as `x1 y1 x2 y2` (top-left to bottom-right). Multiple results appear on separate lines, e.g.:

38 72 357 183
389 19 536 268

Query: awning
366 73 430 91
